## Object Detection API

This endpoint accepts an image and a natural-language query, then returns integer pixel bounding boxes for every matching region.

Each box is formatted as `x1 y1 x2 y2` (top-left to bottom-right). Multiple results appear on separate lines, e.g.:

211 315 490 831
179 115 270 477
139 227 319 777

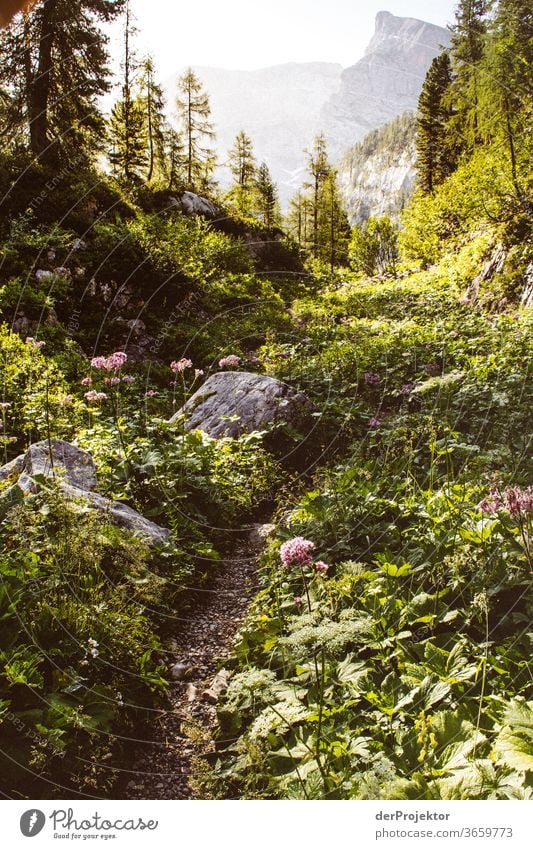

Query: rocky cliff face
338 112 417 225
321 12 450 159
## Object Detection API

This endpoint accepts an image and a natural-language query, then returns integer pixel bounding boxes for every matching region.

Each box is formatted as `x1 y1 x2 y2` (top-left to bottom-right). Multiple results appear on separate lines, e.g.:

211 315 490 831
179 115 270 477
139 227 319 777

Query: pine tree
255 162 280 228
226 130 257 216
107 0 146 181
448 0 491 148
175 68 215 191
304 133 331 258
317 170 351 270
416 52 455 194
0 0 123 161
140 55 166 183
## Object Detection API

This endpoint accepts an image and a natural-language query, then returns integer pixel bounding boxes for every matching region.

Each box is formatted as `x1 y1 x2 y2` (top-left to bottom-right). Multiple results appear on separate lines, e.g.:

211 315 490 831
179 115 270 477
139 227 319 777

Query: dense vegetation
0 0 531 799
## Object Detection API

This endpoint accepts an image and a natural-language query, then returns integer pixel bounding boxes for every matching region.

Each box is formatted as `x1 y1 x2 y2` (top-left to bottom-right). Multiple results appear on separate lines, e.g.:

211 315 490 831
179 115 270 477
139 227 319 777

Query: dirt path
119 524 269 800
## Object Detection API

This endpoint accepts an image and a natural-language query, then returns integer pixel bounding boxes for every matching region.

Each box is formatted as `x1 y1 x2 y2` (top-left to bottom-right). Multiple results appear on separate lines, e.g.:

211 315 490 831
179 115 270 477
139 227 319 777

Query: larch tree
0 0 123 161
304 134 331 258
448 0 491 149
140 55 166 183
318 170 351 271
175 68 215 191
226 130 257 216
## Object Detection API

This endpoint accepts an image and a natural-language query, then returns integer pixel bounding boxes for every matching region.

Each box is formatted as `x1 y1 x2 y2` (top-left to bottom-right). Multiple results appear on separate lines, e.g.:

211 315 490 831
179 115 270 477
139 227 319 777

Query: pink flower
91 352 128 372
194 369 205 379
504 485 533 517
84 390 107 403
400 383 414 396
315 561 329 574
145 390 159 398
81 377 92 387
294 596 303 607
171 358 193 374
0 402 11 410
122 375 135 385
368 417 381 429
219 355 241 369
104 377 121 386
280 537 315 569
25 337 46 350
364 371 381 386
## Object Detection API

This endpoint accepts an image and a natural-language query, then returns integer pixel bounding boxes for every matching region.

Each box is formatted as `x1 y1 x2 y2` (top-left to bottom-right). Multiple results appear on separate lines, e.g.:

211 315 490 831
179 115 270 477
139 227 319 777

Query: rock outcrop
338 112 417 225
321 12 451 159
171 372 311 439
0 440 170 545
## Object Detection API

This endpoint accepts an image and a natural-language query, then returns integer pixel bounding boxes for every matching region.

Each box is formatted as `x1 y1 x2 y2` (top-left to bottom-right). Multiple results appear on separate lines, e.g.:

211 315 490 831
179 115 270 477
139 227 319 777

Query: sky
110 0 458 80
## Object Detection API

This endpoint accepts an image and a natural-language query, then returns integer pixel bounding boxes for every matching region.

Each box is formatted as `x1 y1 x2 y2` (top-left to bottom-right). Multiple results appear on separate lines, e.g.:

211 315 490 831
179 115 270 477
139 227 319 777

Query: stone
170 662 190 682
0 454 25 483
23 440 98 491
171 371 311 439
173 192 218 218
0 440 170 546
202 669 231 704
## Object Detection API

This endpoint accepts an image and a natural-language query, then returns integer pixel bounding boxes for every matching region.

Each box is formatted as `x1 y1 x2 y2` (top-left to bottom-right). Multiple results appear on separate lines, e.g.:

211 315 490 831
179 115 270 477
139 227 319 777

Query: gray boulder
23 439 98 491
0 440 170 546
171 371 311 438
173 192 218 218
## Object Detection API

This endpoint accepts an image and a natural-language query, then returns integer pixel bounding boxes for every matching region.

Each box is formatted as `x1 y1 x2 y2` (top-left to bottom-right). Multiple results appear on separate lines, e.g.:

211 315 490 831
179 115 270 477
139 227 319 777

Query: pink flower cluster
84 391 107 403
280 537 315 568
219 355 241 369
25 337 46 350
368 417 381 429
479 486 533 517
400 383 415 396
364 371 381 386
425 362 442 377
91 352 128 372
171 358 193 374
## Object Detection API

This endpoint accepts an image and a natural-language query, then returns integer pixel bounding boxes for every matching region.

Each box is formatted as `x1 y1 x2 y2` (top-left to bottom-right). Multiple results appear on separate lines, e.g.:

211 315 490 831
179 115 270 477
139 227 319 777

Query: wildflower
0 402 11 410
364 371 381 386
294 596 303 607
60 395 74 407
145 390 159 398
25 337 46 350
171 358 193 374
425 362 441 377
504 485 533 517
478 489 502 514
400 383 414 396
81 377 92 387
219 354 241 369
315 561 329 574
368 417 381 429
122 375 135 384
104 377 121 386
84 390 107 403
194 369 205 379
280 537 315 569
88 638 99 658
90 356 108 370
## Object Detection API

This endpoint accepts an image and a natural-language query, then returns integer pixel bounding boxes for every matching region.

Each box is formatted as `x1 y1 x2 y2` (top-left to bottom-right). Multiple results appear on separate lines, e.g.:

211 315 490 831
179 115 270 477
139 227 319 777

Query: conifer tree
318 170 351 270
416 52 455 194
161 125 185 191
448 0 490 148
108 0 146 181
226 130 257 216
304 133 331 258
0 0 123 160
255 162 280 228
140 56 166 183
175 68 215 191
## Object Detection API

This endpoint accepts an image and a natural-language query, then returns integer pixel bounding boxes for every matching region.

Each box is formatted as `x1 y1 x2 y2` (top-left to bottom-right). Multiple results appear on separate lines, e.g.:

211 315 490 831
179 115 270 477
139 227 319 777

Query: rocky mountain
170 12 450 205
321 11 451 159
338 112 417 225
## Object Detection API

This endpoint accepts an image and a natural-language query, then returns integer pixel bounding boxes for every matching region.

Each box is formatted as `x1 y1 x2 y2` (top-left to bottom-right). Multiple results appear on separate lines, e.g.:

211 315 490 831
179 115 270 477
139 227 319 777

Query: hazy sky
111 1 458 80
